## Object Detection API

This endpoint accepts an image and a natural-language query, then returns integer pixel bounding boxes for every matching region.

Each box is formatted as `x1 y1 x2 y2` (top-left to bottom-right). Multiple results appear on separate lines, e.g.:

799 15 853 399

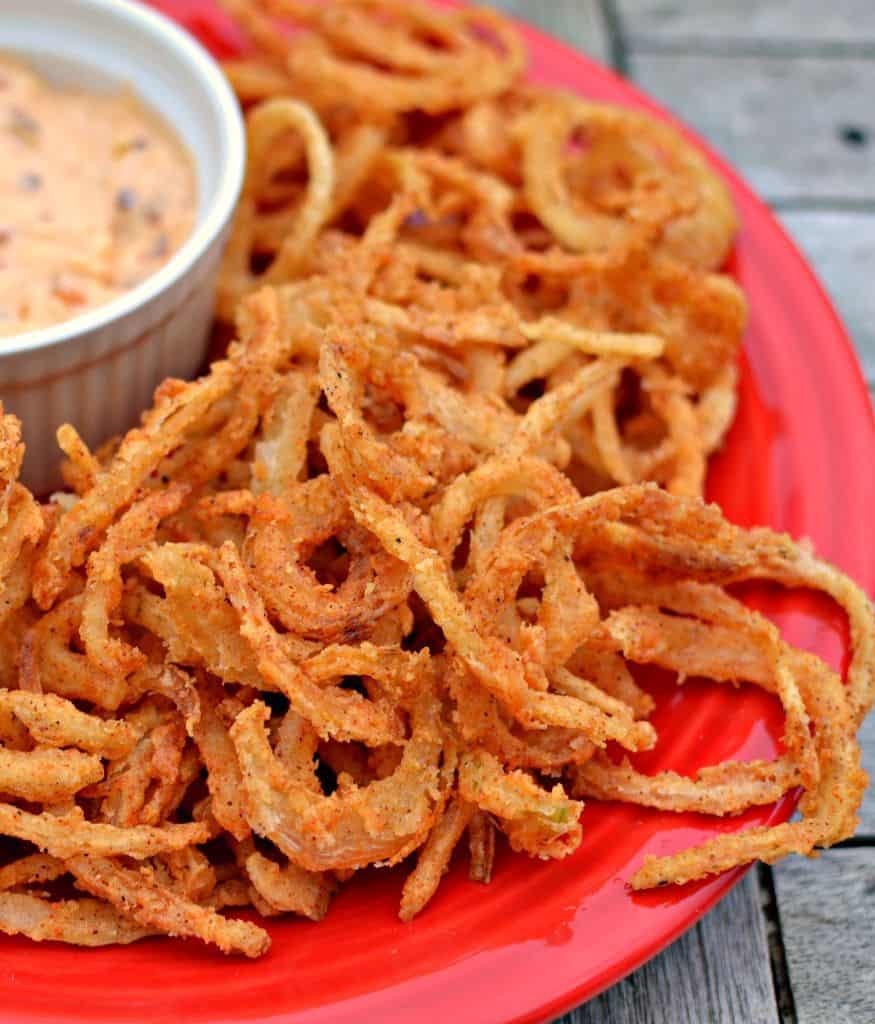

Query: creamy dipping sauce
0 56 197 338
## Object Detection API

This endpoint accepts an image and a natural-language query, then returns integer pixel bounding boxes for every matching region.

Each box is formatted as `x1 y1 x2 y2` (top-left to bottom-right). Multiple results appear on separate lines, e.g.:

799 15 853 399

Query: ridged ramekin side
1 238 224 495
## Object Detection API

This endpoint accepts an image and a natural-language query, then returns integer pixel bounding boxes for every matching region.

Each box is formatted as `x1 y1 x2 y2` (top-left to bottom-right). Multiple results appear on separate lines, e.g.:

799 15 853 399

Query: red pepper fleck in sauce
0 56 197 338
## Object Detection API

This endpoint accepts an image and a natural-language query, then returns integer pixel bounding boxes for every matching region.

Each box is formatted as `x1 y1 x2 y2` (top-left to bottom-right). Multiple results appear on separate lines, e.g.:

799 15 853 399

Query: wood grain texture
773 849 875 1023
554 873 779 1024
489 0 611 63
777 211 875 383
615 0 875 45
628 54 875 201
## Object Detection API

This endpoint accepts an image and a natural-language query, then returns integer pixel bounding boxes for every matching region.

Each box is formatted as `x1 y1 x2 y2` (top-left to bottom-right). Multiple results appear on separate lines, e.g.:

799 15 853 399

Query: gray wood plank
490 1 611 64
554 872 779 1024
627 54 875 202
859 703 875 834
776 211 875 383
615 0 875 45
773 849 875 1024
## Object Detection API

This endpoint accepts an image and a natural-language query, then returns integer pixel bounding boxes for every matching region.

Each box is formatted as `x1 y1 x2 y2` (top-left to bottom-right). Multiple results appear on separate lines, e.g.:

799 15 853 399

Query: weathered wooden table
488 2 875 1021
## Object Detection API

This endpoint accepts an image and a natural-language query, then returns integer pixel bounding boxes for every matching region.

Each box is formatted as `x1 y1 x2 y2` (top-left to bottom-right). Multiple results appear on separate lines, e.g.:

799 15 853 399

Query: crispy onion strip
279 3 525 115
250 98 335 279
0 853 66 890
191 680 251 842
137 544 272 689
244 849 334 921
400 797 474 921
229 696 444 872
23 595 128 710
0 804 210 859
631 651 864 888
244 480 411 644
572 754 802 816
81 486 187 678
0 892 155 947
522 98 736 270
214 543 406 745
68 855 269 958
33 364 236 608
467 809 495 883
0 747 103 804
326 430 657 738
0 689 136 758
458 748 582 859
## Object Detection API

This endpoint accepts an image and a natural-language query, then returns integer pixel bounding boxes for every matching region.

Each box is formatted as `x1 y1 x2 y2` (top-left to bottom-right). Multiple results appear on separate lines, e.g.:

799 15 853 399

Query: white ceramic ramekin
0 0 245 493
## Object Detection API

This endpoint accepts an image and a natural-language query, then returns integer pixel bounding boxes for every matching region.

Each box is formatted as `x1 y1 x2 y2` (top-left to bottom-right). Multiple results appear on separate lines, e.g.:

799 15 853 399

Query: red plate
5 4 874 1023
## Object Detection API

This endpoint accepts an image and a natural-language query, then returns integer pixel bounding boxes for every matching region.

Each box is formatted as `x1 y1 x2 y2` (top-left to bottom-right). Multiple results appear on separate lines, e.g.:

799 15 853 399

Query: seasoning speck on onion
18 172 43 192
115 187 138 211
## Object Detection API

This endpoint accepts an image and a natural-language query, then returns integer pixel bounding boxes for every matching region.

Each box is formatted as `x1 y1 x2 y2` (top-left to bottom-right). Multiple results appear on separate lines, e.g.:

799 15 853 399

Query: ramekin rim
0 0 244 359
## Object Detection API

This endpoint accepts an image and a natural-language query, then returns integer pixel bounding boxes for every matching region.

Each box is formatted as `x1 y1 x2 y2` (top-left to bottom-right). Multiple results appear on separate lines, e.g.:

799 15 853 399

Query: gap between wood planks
598 0 630 75
770 198 875 213
758 864 799 1024
835 834 875 847
621 38 875 60
761 844 875 1024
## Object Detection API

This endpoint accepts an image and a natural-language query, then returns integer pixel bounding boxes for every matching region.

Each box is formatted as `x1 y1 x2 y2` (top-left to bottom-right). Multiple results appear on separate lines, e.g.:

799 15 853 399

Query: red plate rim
2 4 873 1023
